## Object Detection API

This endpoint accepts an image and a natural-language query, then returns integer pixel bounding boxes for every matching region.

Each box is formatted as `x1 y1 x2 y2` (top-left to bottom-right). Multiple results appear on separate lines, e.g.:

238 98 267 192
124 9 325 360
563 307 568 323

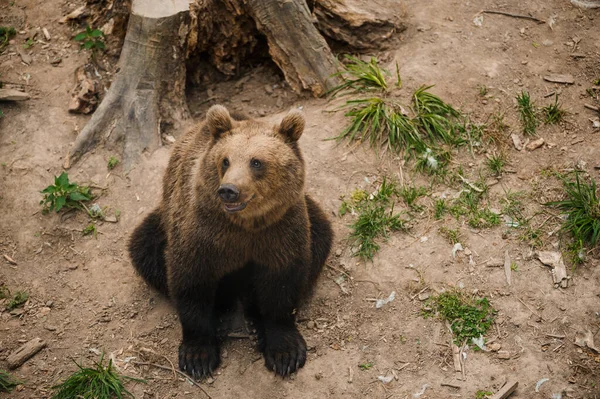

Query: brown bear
128 105 333 379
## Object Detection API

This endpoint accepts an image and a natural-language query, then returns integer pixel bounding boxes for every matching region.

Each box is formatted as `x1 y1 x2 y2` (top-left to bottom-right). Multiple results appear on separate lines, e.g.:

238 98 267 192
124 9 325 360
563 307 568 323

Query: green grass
83 223 97 238
40 172 93 213
414 147 450 175
516 91 538 136
107 156 119 170
487 152 506 176
5 291 28 311
439 227 461 244
349 203 406 260
412 85 462 145
477 85 488 97
542 95 566 125
449 181 500 229
399 184 427 209
358 362 374 371
329 55 389 96
475 390 493 399
341 177 408 260
52 354 144 399
423 291 496 345
0 26 16 50
337 97 388 148
545 173 600 259
434 199 447 219
0 370 22 392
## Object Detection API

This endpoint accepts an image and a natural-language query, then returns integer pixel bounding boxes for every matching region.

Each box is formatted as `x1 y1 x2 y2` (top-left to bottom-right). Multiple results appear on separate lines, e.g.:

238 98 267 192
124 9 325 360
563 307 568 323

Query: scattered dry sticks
482 10 545 24
132 361 212 399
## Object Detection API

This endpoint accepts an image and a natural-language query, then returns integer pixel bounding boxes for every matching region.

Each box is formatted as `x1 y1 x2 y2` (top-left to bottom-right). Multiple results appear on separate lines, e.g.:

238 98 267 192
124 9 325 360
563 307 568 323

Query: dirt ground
1 0 600 398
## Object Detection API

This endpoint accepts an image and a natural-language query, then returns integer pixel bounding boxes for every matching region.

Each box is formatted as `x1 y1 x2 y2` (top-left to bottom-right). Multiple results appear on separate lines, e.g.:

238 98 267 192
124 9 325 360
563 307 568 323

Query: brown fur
128 105 333 379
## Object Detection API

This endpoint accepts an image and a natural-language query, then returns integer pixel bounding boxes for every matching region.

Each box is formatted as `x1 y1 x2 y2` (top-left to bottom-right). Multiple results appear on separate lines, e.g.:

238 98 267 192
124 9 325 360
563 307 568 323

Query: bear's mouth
223 202 248 212
223 194 254 213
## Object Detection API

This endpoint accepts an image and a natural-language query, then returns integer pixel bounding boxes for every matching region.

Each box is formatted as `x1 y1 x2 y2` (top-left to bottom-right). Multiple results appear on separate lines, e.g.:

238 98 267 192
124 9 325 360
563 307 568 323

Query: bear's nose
218 184 240 202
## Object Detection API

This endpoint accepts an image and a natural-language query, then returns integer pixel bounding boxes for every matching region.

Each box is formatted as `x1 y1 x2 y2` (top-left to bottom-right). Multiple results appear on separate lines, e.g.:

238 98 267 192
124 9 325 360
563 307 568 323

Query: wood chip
42 27 51 41
452 343 462 372
490 379 518 399
16 48 32 65
59 5 86 23
535 251 569 288
511 134 523 151
504 250 511 286
543 74 575 84
0 89 30 102
525 138 544 151
7 338 47 369
3 254 17 265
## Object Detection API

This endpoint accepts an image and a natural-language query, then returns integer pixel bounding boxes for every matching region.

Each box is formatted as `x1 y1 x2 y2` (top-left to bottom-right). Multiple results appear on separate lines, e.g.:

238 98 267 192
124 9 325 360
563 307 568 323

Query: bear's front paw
262 326 307 377
178 340 220 380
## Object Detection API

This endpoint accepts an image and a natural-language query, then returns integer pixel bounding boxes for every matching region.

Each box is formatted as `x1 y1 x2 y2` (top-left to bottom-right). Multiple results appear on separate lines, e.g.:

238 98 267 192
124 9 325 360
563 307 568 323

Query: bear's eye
222 158 230 168
250 159 262 169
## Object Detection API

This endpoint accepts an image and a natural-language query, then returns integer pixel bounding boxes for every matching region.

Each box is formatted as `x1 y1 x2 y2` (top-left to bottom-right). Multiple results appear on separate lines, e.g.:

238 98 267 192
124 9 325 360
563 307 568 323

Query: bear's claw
178 341 220 380
262 327 307 377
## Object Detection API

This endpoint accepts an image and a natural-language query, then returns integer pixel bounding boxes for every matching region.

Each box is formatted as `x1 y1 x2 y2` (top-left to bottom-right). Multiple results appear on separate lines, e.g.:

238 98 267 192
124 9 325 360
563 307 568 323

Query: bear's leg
306 195 334 286
251 262 308 377
128 208 169 296
174 283 221 379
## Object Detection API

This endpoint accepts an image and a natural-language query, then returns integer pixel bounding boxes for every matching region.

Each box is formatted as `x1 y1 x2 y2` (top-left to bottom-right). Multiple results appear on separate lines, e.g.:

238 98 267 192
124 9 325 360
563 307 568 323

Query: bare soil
1 0 600 398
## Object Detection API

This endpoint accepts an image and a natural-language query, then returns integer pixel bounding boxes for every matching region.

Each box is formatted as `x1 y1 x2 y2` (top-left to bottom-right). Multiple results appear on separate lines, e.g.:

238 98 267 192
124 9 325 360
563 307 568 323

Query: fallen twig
132 361 212 398
482 10 545 23
584 103 600 113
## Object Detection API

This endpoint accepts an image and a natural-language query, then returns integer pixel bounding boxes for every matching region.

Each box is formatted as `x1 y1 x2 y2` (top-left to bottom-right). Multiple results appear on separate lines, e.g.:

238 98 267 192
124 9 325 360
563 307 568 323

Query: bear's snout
218 184 240 203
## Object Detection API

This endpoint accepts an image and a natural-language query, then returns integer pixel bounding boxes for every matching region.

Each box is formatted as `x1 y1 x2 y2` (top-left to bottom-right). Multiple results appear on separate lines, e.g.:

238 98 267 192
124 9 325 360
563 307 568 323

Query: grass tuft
52 354 145 399
341 177 408 260
545 173 600 259
423 291 496 345
487 152 506 176
329 55 389 96
516 91 538 136
542 95 566 125
3 290 29 311
413 85 462 145
0 369 22 392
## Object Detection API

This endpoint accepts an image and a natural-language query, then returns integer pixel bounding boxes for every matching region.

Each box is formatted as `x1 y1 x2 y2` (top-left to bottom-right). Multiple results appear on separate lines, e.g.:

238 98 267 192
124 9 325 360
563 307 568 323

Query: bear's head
201 105 306 228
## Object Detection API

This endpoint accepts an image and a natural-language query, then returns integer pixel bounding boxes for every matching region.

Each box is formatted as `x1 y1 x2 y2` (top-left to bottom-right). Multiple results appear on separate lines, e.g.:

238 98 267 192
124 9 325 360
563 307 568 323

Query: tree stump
65 0 192 169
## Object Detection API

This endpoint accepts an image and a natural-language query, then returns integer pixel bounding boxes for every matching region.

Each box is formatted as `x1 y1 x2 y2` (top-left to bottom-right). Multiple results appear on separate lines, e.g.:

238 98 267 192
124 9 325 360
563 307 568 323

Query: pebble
335 249 342 257
307 320 315 329
489 342 502 352
264 85 273 95
497 350 511 359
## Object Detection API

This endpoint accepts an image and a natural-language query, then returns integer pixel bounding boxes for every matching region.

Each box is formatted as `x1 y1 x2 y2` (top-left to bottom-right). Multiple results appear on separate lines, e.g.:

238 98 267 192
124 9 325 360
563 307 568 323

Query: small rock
264 85 273 95
418 292 430 301
42 28 51 41
17 48 32 65
44 325 57 331
0 89 31 101
497 350 511 359
50 57 62 66
526 138 545 151
489 342 502 352
68 264 78 270
104 215 118 223
335 249 342 257
39 307 51 316
46 301 53 307
307 320 315 329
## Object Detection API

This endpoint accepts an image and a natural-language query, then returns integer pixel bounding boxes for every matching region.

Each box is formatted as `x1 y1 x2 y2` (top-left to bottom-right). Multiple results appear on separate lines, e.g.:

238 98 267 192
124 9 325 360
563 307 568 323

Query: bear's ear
278 110 305 142
206 105 233 139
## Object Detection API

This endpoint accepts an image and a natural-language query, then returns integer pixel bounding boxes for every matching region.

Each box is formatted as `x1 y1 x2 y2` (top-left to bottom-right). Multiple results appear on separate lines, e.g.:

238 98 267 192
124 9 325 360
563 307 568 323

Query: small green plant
40 172 93 213
342 178 407 260
5 291 28 311
487 152 506 176
478 85 488 97
423 291 496 345
434 199 447 219
107 156 119 170
329 55 389 96
545 173 600 259
0 370 22 392
23 38 34 49
475 390 493 399
399 184 427 209
542 95 566 125
516 91 538 136
74 25 105 52
510 262 518 272
83 223 97 238
0 26 16 50
439 227 461 245
593 78 600 86
51 354 144 399
358 362 374 371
